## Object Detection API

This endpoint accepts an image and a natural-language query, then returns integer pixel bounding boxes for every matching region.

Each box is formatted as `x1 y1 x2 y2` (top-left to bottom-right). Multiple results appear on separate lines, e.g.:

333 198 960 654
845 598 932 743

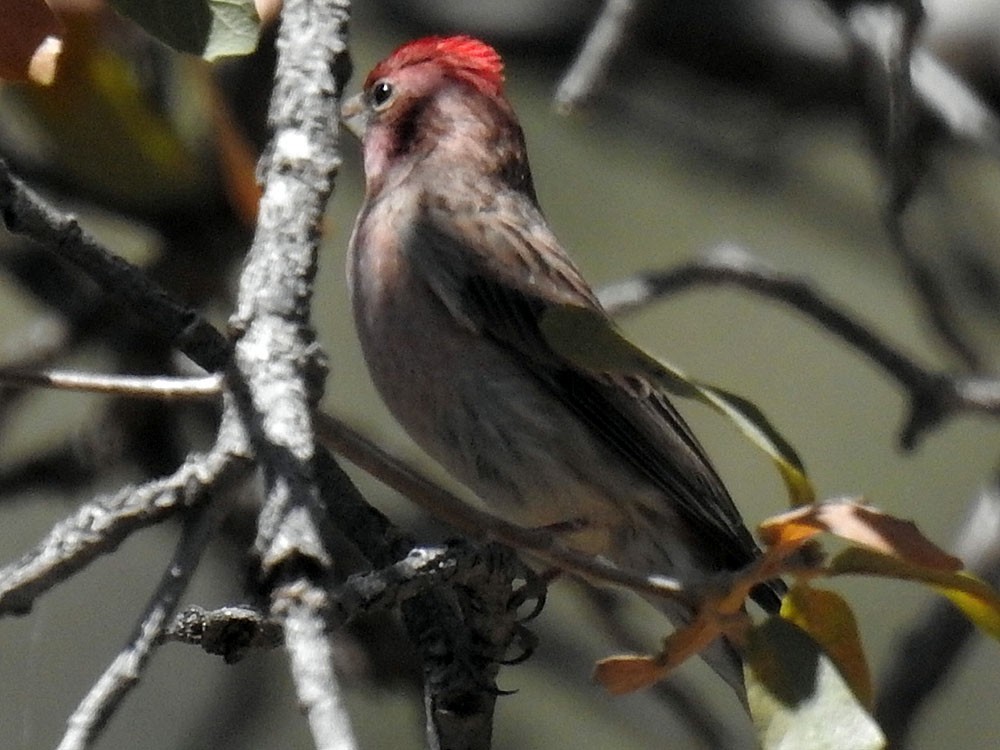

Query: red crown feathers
365 36 505 97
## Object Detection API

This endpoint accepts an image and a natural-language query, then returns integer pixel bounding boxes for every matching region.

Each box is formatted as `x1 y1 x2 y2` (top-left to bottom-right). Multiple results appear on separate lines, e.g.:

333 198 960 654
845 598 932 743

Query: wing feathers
411 194 764 573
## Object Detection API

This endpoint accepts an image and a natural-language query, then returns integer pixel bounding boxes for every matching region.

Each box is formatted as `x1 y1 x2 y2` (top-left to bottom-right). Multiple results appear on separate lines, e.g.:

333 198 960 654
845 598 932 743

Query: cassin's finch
343 36 781 692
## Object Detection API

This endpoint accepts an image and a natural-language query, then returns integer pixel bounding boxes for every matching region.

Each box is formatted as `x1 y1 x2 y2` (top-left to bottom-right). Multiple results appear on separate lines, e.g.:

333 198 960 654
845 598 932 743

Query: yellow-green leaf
12 10 212 214
745 617 885 750
781 585 873 708
540 304 814 506
830 546 1000 641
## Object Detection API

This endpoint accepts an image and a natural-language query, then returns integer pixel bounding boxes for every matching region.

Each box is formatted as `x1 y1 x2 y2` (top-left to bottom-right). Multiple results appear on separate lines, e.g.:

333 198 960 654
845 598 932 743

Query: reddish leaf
760 499 962 571
0 0 63 84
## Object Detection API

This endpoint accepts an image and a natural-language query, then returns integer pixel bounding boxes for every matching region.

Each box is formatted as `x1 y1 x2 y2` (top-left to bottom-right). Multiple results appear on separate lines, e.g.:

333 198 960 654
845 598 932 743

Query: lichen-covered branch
0 442 246 616
223 1 356 748
56 488 229 750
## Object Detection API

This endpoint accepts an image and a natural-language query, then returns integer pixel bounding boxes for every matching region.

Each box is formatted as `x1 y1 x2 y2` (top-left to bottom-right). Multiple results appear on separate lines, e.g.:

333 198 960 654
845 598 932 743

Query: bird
341 35 782 693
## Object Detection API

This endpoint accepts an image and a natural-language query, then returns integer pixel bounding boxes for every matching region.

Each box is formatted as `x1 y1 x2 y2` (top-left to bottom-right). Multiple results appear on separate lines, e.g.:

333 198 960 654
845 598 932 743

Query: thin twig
0 158 232 373
0 443 245 615
56 485 229 750
832 0 984 369
555 0 641 112
596 244 1000 448
0 367 222 399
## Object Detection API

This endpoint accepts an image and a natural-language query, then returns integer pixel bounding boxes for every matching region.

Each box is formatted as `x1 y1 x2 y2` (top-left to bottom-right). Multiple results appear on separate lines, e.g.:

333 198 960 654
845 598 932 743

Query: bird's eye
370 80 394 110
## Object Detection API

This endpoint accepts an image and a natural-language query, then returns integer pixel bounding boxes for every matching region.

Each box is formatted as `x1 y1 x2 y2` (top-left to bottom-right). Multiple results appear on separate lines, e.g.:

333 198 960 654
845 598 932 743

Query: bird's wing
410 193 764 572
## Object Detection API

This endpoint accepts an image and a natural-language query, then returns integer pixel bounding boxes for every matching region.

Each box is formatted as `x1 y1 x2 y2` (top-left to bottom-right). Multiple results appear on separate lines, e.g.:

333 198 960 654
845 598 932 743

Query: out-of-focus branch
0 158 232 373
0 367 222 399
909 50 1000 155
555 0 641 112
828 0 985 369
596 244 1000 448
56 482 229 750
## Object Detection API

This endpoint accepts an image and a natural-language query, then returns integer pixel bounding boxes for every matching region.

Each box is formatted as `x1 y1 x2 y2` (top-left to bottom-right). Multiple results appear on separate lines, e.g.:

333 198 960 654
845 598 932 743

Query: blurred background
1 0 999 748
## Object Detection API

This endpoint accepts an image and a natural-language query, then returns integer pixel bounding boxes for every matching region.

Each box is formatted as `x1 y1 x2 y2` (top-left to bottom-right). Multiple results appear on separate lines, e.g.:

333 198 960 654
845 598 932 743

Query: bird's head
342 36 530 198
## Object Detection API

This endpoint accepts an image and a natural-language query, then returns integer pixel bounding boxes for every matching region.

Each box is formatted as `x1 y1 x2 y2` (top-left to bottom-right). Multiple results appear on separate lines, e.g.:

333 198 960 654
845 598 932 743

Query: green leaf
17 35 211 212
745 617 885 750
830 546 1000 641
540 304 815 506
109 0 259 60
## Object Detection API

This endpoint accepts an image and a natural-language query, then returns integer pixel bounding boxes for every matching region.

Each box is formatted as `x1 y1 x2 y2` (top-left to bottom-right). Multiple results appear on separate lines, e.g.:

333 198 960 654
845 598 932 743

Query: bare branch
830 0 985 368
220 2 357 749
163 543 527 662
0 367 222 399
226 0 350 579
0 158 232 372
555 0 641 112
275 580 359 750
313 447 413 569
162 604 283 662
596 244 1000 448
401 544 523 750
0 442 246 615
56 488 228 750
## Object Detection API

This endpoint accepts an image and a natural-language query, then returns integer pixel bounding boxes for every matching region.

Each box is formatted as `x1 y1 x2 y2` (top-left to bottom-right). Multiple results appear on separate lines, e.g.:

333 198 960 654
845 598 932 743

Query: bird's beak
340 93 369 140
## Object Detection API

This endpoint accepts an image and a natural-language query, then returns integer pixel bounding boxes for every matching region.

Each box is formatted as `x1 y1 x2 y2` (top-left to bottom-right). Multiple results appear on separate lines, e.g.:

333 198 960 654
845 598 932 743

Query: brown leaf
594 611 726 694
0 0 64 84
593 655 665 695
781 585 873 707
760 499 962 571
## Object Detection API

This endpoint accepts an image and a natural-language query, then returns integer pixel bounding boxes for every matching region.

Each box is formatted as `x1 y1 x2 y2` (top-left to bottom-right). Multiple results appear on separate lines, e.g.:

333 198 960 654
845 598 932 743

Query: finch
342 35 781 692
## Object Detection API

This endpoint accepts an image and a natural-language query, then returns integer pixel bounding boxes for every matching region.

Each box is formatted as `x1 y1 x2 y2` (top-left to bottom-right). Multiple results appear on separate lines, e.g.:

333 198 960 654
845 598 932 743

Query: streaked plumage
343 36 781 692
